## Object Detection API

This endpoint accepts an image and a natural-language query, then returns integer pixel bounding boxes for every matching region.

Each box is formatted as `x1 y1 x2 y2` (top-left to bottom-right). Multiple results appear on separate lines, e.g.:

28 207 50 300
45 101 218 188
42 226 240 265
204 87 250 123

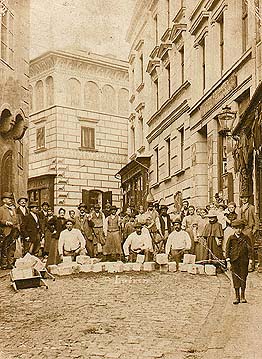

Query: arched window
102 85 116 114
1 150 13 196
67 78 81 107
35 80 44 111
84 81 100 111
118 88 129 116
46 76 54 107
29 85 33 112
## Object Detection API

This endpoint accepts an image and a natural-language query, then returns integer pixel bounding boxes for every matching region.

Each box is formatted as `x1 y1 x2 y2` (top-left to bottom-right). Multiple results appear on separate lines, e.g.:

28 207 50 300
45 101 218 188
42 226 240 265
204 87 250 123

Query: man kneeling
58 219 86 261
165 218 191 269
123 223 152 262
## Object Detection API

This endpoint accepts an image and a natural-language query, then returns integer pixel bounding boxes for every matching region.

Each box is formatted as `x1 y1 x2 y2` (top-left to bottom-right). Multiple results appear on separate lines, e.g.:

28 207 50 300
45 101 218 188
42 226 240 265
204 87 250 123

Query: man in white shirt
165 218 191 268
58 219 86 260
123 223 152 262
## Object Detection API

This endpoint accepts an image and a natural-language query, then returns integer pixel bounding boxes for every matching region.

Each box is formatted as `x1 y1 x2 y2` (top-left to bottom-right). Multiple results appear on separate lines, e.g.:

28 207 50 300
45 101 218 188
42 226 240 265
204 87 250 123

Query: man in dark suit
21 201 43 256
155 205 172 253
226 219 252 304
0 192 20 269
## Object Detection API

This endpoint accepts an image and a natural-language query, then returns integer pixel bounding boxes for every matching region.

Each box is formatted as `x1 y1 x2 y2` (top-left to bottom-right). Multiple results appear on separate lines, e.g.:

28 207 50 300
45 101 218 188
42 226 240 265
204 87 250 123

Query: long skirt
44 229 52 254
206 236 224 260
46 237 60 267
103 230 122 255
194 237 208 261
231 258 249 289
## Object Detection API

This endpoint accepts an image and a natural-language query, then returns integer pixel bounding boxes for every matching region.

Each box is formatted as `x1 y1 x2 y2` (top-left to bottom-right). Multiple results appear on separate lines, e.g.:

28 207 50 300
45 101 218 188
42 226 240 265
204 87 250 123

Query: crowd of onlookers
0 191 257 270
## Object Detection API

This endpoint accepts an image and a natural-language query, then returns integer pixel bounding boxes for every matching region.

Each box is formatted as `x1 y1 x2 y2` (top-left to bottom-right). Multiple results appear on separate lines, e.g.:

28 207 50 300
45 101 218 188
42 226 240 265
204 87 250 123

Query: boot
241 288 247 303
233 288 240 304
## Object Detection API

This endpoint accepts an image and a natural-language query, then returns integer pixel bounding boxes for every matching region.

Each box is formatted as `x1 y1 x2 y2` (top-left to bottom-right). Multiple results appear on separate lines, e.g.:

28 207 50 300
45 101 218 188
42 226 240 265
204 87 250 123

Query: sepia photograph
1 0 262 358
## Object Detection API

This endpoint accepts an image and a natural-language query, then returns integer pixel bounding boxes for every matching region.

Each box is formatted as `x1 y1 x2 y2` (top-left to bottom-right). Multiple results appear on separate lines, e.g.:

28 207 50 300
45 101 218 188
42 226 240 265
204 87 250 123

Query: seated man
165 218 191 268
123 223 152 262
58 219 86 261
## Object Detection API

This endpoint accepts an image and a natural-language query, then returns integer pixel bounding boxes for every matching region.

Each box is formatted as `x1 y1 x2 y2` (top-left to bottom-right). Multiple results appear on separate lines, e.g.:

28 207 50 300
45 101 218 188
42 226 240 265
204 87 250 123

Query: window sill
137 145 145 154
79 147 98 152
136 82 144 93
163 175 172 182
173 168 185 177
34 148 47 153
151 182 160 189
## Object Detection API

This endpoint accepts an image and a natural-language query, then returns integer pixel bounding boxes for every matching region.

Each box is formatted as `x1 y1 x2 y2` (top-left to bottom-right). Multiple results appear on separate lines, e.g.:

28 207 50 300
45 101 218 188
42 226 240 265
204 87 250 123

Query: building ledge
34 148 47 153
136 82 144 93
79 147 98 152
151 182 160 189
173 169 185 177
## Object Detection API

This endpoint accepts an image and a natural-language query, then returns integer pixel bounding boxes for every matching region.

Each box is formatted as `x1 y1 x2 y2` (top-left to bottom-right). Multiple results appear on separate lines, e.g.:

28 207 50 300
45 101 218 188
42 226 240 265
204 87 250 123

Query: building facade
28 50 129 211
0 0 30 200
121 0 262 212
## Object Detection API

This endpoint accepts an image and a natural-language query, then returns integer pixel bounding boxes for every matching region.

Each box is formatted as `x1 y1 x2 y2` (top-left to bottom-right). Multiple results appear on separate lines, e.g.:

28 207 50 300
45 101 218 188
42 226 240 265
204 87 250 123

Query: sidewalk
202 271 262 359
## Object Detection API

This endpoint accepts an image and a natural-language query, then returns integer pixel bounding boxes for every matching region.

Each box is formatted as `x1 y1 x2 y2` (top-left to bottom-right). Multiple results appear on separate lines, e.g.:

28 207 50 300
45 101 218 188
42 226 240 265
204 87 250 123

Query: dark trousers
0 234 16 267
29 233 41 256
231 259 249 290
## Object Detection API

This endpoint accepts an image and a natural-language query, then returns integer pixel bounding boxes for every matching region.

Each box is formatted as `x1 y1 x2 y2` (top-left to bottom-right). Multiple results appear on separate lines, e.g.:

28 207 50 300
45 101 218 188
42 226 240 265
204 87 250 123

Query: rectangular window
166 137 171 177
18 139 24 169
155 147 159 183
242 0 248 52
81 126 95 150
36 127 45 150
180 46 185 84
167 0 170 28
200 38 206 91
255 0 261 43
1 12 8 62
153 78 159 110
179 127 184 169
166 63 171 98
218 13 224 74
140 53 144 83
154 14 158 46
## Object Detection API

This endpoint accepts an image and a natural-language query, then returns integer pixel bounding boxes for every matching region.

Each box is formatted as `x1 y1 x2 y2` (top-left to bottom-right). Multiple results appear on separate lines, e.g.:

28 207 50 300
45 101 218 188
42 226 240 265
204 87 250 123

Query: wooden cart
10 268 49 292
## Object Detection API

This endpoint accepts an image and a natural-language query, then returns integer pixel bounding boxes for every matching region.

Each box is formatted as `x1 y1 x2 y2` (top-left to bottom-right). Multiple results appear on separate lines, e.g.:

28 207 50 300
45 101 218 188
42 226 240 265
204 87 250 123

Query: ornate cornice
170 24 187 45
189 11 210 35
146 59 160 75
30 51 129 83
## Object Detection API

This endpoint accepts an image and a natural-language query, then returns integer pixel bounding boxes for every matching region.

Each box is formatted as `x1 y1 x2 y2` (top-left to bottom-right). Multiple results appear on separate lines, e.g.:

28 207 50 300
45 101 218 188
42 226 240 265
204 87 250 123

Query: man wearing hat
16 197 29 222
0 192 20 269
165 218 191 269
104 205 122 260
75 203 94 257
123 222 152 262
226 219 252 304
239 195 257 271
21 201 43 255
155 205 172 253
58 219 86 260
89 204 106 257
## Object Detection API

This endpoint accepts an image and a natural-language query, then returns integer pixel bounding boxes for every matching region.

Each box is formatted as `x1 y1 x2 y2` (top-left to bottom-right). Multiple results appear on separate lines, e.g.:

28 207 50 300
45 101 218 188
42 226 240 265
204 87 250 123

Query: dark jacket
16 206 29 228
226 233 252 262
159 214 172 236
21 213 42 242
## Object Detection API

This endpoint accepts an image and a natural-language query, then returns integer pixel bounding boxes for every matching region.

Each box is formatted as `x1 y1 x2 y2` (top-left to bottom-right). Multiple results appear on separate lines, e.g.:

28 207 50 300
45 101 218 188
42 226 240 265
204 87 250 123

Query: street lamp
217 105 236 136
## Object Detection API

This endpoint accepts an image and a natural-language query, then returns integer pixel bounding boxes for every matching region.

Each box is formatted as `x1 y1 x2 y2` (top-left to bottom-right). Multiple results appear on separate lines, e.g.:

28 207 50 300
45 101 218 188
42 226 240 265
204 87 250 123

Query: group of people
0 191 256 303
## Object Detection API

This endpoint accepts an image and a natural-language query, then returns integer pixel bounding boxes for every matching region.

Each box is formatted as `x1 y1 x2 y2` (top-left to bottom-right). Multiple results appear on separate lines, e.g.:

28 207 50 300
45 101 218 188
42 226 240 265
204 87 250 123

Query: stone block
168 262 177 272
57 265 73 276
76 255 91 265
104 262 117 273
132 263 142 271
155 253 168 265
195 264 205 274
205 264 217 276
183 254 196 264
80 264 93 273
115 261 124 272
123 263 133 271
72 263 81 273
143 262 155 272
159 264 168 273
187 264 198 275
48 265 59 275
136 254 145 263
90 258 101 265
63 256 73 264
92 263 103 273
178 263 189 272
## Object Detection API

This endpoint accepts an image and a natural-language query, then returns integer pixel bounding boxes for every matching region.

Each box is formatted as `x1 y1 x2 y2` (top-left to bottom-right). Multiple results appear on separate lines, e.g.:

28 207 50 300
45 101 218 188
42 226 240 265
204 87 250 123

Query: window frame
36 126 46 151
80 126 96 151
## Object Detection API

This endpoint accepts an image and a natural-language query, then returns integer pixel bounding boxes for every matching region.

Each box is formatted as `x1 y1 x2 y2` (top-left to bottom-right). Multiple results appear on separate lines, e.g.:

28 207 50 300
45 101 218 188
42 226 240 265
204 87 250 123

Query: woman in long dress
104 205 122 261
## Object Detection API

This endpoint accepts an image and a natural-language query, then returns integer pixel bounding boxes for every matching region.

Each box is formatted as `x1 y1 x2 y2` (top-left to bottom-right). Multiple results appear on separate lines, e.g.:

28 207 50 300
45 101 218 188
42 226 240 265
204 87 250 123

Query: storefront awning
116 156 151 183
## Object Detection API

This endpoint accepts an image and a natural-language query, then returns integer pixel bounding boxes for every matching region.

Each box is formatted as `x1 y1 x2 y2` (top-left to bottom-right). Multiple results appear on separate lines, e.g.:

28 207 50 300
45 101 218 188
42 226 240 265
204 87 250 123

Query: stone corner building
0 0 30 200
120 0 262 212
28 50 129 211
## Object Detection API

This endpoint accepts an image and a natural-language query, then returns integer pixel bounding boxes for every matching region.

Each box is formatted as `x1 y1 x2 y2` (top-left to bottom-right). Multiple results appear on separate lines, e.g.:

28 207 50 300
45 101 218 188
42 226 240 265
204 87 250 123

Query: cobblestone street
0 272 230 359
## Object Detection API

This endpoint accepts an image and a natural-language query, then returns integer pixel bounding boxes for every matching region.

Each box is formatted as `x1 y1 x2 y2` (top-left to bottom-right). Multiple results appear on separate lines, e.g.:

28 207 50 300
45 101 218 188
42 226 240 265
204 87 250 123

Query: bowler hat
18 197 28 203
94 203 101 209
1 192 14 200
28 201 39 208
110 205 118 211
65 218 75 225
134 222 143 228
231 219 246 228
41 201 49 207
240 194 251 198
78 203 87 210
160 205 168 210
